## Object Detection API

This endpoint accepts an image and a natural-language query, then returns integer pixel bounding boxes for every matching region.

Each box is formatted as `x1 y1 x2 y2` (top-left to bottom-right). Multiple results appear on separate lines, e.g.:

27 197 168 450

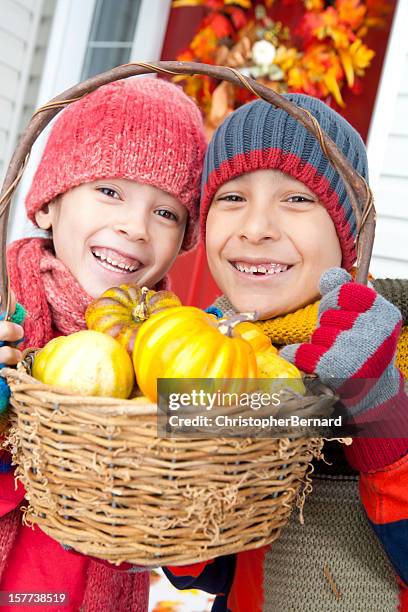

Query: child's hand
0 291 26 416
0 291 24 366
280 267 402 384
280 268 408 472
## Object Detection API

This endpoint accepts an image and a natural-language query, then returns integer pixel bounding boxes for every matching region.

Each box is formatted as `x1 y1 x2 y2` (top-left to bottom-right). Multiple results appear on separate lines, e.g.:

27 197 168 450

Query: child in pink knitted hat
0 76 206 611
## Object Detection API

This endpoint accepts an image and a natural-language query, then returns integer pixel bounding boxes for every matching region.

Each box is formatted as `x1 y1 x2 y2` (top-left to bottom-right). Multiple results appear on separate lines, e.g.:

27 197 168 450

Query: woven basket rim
1 366 158 415
0 361 336 420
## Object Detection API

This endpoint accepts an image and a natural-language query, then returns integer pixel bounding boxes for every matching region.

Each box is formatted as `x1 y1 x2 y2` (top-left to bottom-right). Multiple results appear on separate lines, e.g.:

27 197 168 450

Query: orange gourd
85 285 181 354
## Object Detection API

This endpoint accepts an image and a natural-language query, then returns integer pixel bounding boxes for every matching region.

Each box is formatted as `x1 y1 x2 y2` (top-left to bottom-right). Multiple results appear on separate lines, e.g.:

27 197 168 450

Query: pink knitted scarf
7 238 91 349
7 237 167 349
2 237 151 610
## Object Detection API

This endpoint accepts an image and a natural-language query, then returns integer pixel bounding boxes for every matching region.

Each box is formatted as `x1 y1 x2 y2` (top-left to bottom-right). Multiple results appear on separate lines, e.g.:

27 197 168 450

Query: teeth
92 250 138 273
234 262 289 275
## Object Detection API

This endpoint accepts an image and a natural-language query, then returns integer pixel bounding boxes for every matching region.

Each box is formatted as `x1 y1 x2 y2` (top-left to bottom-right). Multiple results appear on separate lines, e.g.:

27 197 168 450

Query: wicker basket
0 62 375 566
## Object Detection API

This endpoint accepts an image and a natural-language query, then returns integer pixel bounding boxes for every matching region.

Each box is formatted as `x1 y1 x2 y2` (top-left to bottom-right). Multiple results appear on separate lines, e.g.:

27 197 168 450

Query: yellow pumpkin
229 320 277 354
232 320 304 394
214 313 306 395
32 330 134 398
133 307 259 402
85 285 181 354
256 348 305 395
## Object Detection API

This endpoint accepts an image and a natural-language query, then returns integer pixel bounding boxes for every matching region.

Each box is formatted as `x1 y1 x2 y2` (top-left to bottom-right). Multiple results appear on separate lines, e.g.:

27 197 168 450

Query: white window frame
8 0 172 243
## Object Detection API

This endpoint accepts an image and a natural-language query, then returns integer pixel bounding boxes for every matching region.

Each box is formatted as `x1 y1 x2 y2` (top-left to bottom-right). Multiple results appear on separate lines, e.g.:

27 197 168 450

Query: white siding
367 0 408 278
18 0 56 134
1 0 32 40
0 0 42 181
1 30 26 70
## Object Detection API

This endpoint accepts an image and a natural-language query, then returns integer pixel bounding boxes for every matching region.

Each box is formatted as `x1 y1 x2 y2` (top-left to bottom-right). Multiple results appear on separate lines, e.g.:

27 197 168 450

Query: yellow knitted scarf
214 295 408 378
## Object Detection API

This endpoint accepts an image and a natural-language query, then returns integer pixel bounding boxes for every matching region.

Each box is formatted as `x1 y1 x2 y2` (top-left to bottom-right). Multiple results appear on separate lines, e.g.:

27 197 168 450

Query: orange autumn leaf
181 75 206 104
338 48 355 86
349 39 375 73
190 27 219 62
304 0 325 10
287 66 310 91
204 12 235 38
309 7 354 48
338 39 374 86
274 45 301 74
314 7 340 31
288 58 320 97
304 44 343 77
336 0 366 30
176 50 195 63
200 76 214 113
324 68 345 106
288 43 345 104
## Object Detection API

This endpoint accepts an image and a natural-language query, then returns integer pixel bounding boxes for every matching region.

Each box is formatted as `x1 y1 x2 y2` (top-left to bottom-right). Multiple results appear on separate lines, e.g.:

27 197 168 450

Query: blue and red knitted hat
200 94 368 270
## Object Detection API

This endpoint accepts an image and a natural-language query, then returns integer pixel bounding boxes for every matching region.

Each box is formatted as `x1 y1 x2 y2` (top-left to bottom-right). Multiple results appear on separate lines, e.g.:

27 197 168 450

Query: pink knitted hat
26 77 206 251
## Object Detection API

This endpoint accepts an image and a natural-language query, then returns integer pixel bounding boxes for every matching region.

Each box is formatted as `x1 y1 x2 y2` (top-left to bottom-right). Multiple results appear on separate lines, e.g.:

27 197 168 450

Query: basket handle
0 61 375 314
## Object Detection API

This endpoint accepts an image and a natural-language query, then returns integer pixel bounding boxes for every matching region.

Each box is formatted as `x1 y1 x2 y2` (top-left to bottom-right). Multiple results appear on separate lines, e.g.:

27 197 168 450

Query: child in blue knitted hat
165 95 408 611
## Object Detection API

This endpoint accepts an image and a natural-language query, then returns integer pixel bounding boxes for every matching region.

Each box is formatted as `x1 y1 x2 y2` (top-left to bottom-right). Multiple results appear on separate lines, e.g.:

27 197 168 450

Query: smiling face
35 178 188 298
206 169 342 319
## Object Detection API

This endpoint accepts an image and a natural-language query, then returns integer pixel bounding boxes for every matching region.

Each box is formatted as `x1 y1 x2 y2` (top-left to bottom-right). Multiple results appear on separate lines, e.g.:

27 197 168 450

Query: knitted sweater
165 279 408 611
